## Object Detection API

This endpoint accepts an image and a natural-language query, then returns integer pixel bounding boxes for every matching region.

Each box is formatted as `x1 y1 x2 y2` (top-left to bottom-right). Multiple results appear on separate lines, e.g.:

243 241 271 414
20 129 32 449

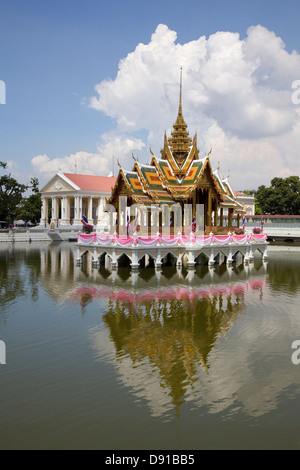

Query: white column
39 196 46 226
51 196 57 224
75 196 79 221
60 196 67 225
66 197 70 223
73 194 82 225
88 196 93 224
79 196 82 220
99 197 104 220
96 196 107 232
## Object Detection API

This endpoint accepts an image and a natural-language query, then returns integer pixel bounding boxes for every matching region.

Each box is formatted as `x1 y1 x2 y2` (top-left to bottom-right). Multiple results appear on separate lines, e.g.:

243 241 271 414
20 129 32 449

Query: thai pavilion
108 76 245 235
76 76 268 269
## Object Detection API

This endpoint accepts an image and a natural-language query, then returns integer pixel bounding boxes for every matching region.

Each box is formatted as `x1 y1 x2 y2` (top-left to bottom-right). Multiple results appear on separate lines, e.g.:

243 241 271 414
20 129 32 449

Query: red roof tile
64 173 117 192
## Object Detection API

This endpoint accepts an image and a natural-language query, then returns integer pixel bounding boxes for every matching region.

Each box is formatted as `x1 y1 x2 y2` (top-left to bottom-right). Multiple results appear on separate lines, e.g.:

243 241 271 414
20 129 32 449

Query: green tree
0 161 28 223
255 176 300 215
15 177 42 224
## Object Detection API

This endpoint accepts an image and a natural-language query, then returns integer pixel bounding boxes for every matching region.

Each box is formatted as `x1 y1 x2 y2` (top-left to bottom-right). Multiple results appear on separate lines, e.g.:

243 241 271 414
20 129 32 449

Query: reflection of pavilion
71 272 267 418
67 254 268 417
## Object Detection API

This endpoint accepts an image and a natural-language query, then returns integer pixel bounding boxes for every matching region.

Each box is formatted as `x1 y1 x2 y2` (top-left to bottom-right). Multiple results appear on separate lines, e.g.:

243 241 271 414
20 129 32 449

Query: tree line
244 176 300 215
0 161 41 225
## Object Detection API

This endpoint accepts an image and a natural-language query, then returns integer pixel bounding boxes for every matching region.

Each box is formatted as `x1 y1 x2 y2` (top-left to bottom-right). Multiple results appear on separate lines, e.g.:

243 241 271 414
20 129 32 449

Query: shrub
234 228 245 235
253 227 262 234
82 224 93 234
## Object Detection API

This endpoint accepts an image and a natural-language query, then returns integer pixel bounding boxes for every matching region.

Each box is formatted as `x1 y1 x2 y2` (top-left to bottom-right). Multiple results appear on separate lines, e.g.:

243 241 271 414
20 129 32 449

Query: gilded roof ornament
167 68 192 166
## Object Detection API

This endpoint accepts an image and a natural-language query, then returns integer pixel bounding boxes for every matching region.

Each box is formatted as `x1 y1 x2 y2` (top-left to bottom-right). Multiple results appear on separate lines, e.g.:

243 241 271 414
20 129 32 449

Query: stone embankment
0 229 78 243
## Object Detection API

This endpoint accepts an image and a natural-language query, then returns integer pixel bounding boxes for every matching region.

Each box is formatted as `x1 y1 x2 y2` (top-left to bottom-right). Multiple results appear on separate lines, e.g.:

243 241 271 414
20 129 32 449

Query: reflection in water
2 242 300 430
61 247 272 419
73 276 267 418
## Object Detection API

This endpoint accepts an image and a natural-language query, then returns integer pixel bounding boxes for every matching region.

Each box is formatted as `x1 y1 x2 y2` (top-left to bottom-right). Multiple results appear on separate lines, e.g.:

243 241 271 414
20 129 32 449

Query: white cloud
32 24 300 190
31 132 145 185
89 23 300 189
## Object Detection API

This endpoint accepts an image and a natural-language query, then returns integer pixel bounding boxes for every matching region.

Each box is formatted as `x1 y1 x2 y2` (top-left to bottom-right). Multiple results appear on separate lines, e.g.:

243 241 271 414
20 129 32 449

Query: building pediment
41 174 78 194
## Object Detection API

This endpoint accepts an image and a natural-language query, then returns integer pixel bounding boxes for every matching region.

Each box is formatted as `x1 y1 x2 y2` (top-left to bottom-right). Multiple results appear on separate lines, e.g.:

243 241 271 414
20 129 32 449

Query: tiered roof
213 169 245 213
109 72 244 214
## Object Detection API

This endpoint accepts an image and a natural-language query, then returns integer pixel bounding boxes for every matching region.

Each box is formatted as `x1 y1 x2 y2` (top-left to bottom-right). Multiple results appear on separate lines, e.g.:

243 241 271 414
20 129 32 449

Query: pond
0 242 300 450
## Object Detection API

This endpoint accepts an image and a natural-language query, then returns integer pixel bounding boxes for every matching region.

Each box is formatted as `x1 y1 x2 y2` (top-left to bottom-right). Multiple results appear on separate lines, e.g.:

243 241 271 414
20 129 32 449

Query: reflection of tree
103 292 246 412
267 257 300 295
0 248 44 314
0 260 25 309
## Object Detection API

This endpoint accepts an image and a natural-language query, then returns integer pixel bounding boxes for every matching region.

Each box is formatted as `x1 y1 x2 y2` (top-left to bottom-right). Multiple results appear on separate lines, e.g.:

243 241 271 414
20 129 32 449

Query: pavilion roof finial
167 66 192 166
178 66 183 116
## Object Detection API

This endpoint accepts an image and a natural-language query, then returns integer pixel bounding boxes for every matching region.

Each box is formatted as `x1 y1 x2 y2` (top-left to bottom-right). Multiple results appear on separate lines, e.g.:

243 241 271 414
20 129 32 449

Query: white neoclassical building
40 172 117 231
234 191 256 215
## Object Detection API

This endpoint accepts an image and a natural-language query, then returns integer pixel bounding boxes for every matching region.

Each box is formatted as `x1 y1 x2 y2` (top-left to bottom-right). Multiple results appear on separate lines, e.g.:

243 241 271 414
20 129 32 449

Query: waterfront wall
226 215 300 240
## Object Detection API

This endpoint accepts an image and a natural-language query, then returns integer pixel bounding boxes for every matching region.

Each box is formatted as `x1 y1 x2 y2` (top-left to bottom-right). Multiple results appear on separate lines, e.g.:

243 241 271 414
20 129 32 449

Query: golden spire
168 67 192 165
178 66 183 116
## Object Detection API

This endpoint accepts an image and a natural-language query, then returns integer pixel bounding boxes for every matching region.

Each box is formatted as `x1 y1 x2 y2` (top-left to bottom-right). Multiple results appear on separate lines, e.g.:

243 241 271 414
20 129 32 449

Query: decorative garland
77 232 268 246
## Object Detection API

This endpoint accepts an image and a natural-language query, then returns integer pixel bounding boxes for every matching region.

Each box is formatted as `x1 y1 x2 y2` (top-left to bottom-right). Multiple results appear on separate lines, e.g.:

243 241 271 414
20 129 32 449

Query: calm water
1 241 300 450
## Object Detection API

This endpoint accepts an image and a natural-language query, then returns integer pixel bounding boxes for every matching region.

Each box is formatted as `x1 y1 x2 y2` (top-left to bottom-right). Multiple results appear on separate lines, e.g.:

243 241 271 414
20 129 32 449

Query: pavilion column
192 192 196 218
220 208 224 227
214 200 218 228
207 189 212 232
228 208 233 231
237 214 240 229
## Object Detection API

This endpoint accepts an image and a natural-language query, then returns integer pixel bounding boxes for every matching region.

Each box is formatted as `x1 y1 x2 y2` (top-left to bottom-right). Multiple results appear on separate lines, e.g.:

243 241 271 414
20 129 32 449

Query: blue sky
1 0 300 189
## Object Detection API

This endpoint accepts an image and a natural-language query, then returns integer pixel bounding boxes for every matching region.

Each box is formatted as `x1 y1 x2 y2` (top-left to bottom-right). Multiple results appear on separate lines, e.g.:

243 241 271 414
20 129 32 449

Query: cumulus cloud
89 23 300 189
32 24 300 190
32 132 145 184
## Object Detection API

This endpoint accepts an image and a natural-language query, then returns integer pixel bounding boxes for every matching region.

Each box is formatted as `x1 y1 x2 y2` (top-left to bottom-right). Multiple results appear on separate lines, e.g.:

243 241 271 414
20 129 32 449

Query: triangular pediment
41 174 78 193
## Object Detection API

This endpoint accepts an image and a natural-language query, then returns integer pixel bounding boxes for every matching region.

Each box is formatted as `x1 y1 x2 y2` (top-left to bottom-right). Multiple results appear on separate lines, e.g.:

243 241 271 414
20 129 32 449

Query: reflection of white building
40 172 116 231
235 191 255 215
